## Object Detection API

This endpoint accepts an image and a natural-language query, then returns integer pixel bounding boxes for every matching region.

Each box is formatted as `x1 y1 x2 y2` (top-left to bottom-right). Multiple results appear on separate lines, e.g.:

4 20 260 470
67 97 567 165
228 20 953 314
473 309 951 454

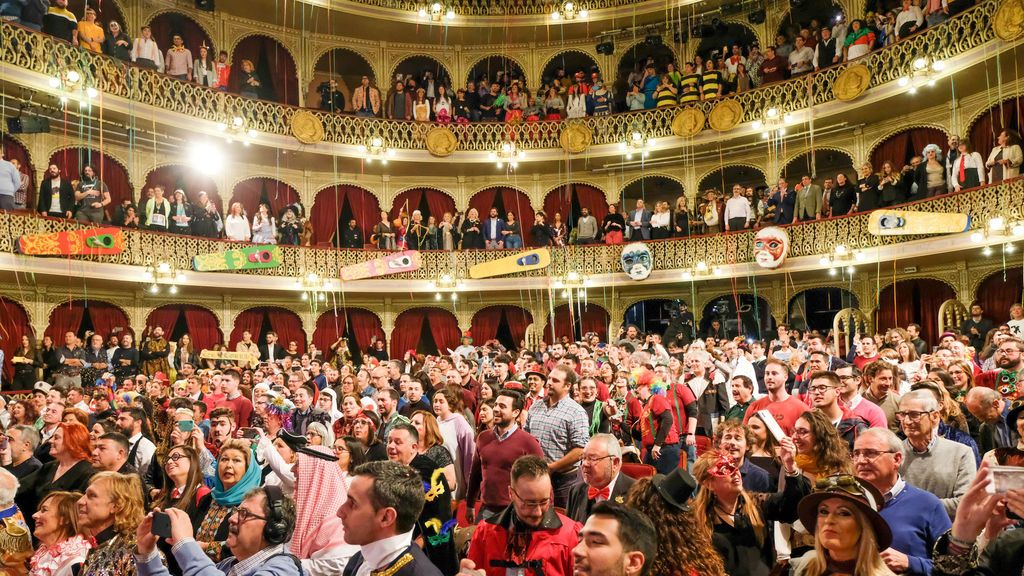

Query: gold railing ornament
290 110 325 145
833 64 872 101
993 0 1024 40
425 127 458 157
708 99 744 132
559 122 593 154
671 107 705 137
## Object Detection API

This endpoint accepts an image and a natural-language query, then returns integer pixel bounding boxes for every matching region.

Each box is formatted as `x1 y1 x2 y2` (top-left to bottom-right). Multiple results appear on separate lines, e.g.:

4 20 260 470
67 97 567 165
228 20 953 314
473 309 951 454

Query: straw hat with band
797 474 893 550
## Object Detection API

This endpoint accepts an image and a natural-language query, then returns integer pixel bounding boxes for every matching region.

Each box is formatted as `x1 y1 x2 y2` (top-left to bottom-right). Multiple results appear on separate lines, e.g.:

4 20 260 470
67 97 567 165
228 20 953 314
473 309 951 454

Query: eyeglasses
895 410 935 421
332 446 349 453
851 449 896 461
510 487 550 509
808 385 836 394
581 455 614 466
790 427 812 437
166 453 188 462
233 507 268 523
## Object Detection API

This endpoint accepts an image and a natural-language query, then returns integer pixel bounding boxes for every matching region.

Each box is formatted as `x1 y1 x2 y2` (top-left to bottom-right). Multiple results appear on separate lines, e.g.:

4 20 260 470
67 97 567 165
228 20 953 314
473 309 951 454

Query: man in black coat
565 434 636 524
36 163 75 218
340 218 363 248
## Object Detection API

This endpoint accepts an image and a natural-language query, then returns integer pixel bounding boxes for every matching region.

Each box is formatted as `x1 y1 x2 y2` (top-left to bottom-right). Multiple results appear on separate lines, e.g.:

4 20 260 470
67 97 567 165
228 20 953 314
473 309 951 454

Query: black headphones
262 484 289 545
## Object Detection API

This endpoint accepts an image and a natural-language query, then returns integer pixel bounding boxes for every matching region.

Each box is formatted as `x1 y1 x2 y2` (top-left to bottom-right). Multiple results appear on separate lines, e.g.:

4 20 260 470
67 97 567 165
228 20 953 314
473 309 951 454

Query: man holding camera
319 79 346 113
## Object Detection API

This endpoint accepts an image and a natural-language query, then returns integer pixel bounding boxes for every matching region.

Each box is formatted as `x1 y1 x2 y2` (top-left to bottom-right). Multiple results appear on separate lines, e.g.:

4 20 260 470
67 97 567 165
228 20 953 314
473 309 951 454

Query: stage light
191 143 224 175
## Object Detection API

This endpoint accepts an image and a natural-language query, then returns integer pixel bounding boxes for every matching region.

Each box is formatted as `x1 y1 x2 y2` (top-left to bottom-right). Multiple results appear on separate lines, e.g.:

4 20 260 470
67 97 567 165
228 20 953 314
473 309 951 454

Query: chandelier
47 68 98 108
418 2 456 21
818 244 867 276
751 107 794 140
359 136 397 164
618 131 653 160
552 270 590 299
215 115 259 146
551 1 589 20
433 273 462 301
487 141 525 169
141 261 185 295
969 216 1024 256
679 261 725 281
296 272 335 303
897 56 946 94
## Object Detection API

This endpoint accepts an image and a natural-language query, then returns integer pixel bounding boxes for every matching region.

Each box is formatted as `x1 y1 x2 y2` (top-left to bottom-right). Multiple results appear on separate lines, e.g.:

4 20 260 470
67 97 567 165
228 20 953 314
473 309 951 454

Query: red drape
146 305 183 335
265 308 306 353
348 308 383 354
870 128 948 169
2 135 34 210
311 186 381 246
390 188 423 221
85 302 132 341
504 306 533 346
48 148 132 221
391 188 456 224
229 177 298 220
552 304 609 341
390 309 426 358
976 268 1023 321
183 306 223 352
876 280 956 342
313 309 346 353
228 35 299 106
970 97 1024 162
45 301 86 341
147 12 214 56
543 187 572 224
145 165 222 213
426 308 460 355
0 298 32 382
470 307 503 344
469 187 533 245
229 308 265 348
424 190 457 224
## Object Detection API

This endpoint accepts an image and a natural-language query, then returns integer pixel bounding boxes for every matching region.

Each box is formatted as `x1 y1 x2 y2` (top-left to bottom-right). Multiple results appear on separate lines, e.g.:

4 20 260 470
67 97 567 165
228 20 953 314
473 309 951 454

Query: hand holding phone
152 511 172 539
178 420 195 433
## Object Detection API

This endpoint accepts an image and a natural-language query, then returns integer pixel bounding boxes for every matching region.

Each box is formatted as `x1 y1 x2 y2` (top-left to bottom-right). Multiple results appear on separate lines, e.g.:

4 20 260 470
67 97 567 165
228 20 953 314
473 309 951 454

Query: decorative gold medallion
559 122 593 153
833 64 871 101
425 127 458 157
993 0 1024 40
708 100 743 132
290 110 324 144
671 107 705 137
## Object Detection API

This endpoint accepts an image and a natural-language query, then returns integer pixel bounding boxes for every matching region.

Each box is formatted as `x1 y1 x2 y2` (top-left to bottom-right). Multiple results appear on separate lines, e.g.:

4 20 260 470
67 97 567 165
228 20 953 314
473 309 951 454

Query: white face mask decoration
753 226 790 269
621 242 653 280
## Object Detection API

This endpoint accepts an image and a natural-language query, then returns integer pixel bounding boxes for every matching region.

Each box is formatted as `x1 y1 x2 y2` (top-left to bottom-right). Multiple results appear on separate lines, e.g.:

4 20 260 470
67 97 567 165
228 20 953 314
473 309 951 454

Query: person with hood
291 445 360 575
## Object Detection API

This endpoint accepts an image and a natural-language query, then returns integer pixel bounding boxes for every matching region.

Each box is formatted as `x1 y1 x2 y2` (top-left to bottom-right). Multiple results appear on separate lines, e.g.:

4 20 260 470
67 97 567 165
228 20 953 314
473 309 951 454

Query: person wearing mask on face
564 434 635 524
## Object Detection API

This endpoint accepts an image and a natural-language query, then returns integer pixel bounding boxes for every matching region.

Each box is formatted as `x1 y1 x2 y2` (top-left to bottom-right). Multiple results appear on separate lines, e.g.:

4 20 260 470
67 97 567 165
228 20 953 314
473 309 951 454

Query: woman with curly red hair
24 422 96 527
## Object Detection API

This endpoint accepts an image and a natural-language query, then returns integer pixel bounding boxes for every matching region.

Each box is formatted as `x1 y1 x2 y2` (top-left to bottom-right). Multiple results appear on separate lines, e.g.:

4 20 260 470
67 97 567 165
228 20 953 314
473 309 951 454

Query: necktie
588 486 610 500
959 156 966 183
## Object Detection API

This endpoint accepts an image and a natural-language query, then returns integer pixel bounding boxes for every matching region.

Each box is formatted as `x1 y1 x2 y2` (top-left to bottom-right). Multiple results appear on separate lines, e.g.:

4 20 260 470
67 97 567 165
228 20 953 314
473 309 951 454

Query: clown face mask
753 227 790 269
621 242 653 280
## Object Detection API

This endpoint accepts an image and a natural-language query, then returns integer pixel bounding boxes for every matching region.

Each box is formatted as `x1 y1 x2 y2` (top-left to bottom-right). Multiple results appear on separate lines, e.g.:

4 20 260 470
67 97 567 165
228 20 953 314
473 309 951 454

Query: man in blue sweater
854 428 951 575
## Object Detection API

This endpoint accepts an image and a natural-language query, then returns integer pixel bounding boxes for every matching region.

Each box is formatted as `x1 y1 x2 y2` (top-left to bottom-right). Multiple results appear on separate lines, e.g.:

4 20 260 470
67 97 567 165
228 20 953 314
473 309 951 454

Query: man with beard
117 406 157 478
974 337 1024 402
206 407 236 457
862 361 902 433
572 502 656 576
140 326 171 378
565 434 635 523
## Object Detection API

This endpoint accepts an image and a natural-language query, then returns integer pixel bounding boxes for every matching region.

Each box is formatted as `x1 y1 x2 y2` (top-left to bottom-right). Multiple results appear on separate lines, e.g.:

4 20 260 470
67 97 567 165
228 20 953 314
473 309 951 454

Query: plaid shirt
525 396 589 469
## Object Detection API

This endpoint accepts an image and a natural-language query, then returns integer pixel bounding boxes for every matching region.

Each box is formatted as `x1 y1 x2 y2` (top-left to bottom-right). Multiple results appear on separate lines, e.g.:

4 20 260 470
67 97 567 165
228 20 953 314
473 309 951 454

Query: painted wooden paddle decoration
469 248 552 279
192 245 282 271
340 250 422 281
867 210 971 236
17 227 124 255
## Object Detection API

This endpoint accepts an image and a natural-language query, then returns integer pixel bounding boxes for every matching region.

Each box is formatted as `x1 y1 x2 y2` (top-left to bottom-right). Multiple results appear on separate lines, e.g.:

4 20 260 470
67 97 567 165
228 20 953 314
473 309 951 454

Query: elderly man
2 425 42 481
898 390 977 518
964 387 1018 455
854 428 950 576
566 434 636 523
0 468 32 573
573 502 657 576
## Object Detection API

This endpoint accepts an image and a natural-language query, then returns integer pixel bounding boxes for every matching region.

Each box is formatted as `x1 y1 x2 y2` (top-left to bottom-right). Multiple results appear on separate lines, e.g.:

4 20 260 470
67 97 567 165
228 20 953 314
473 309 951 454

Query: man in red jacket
461 455 580 576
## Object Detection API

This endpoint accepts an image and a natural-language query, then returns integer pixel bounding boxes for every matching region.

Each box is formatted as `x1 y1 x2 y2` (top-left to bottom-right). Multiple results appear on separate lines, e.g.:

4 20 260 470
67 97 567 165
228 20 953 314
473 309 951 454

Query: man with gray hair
566 434 634 523
0 467 32 572
2 424 43 482
964 386 1017 455
898 389 977 518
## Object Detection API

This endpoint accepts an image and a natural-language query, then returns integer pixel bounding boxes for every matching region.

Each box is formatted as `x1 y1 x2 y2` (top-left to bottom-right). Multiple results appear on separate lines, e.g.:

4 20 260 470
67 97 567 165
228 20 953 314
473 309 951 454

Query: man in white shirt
1008 304 1024 338
724 184 752 232
117 406 157 478
788 36 814 76
894 0 924 39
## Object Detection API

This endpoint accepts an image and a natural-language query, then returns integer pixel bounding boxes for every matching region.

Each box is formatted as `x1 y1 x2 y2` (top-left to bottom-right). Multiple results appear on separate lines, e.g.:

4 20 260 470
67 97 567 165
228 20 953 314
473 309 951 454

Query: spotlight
191 143 224 175
66 70 80 83
989 217 1006 231
86 87 98 99
913 57 927 70
982 246 993 256
435 293 442 301
898 77 910 87
149 284 159 294
48 77 61 88
969 231 984 243
169 285 179 295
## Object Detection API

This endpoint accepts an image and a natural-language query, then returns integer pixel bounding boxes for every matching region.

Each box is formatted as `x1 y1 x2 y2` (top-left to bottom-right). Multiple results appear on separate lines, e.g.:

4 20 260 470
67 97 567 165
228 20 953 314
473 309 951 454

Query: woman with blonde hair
673 195 690 237
224 201 251 241
30 491 90 576
856 162 880 212
410 409 457 491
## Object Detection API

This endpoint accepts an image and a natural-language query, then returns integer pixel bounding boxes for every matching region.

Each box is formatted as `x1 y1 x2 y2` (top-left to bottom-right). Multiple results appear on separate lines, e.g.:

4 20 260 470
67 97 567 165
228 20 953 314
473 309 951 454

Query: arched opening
621 176 685 210
776 0 844 41
145 304 223 352
313 307 384 364
700 294 775 340
782 149 857 181
0 297 34 383
68 0 124 28
876 279 956 342
975 269 1023 331
615 41 676 108
624 299 674 335
390 188 456 224
229 306 306 352
550 303 609 342
542 183 609 238
540 51 600 85
147 12 214 56
788 288 860 333
466 55 526 87
48 147 132 219
390 56 450 90
698 165 767 192
46 300 133 342
870 127 948 169
468 187 533 245
472 306 534 350
145 165 222 213
310 185 381 247
695 23 759 61
969 96 1024 163
2 135 33 209
229 177 299 220
229 35 299 105
390 308 459 357
309 48 375 113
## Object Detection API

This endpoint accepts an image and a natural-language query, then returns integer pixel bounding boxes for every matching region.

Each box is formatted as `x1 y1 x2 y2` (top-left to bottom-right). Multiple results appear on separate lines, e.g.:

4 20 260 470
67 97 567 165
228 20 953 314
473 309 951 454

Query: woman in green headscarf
193 438 262 561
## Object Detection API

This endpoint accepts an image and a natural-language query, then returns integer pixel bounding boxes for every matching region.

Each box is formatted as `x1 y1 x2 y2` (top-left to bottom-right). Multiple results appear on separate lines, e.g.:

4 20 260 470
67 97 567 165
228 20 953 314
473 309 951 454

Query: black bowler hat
651 467 698 512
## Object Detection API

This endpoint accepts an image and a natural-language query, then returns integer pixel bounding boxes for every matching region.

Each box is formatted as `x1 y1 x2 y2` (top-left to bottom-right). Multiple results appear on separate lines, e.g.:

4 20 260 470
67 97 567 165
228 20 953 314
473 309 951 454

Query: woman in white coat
985 129 1023 184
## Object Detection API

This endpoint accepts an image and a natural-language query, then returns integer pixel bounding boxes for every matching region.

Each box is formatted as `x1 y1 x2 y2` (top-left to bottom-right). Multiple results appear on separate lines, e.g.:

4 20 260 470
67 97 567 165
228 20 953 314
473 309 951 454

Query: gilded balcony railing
0 0 1001 153
1 179 1020 283
343 0 645 17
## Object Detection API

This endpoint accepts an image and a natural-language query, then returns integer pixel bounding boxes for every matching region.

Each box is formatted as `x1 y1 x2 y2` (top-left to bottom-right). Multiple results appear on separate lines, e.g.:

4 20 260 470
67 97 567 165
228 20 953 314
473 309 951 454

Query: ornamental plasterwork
461 51 533 84
140 6 221 50
307 40 383 86
959 87 1024 137
864 123 954 158
384 49 456 81
223 18 303 63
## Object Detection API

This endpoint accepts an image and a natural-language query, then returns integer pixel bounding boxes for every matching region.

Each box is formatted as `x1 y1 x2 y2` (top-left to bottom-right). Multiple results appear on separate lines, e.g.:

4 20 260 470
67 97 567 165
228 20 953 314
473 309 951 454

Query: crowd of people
0 292 1022 575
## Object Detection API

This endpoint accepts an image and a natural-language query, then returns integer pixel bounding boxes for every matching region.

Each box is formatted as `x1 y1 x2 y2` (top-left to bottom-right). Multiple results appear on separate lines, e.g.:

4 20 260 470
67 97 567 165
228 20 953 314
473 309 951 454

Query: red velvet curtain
551 304 608 341
390 309 426 358
426 308 460 355
471 307 503 343
48 148 132 220
543 187 572 224
391 189 423 221
0 298 32 382
311 186 381 246
970 97 1024 162
469 187 533 239
2 135 33 210
976 268 1023 322
504 306 533 346
228 35 299 106
183 306 223 351
229 178 298 220
146 306 183 335
424 190 456 224
266 308 306 353
147 12 214 56
313 309 346 353
876 280 956 342
581 306 610 340
870 128 948 169
347 308 383 354
575 184 609 223
391 188 457 224
229 308 265 348
45 301 86 341
145 165 222 213
86 302 132 341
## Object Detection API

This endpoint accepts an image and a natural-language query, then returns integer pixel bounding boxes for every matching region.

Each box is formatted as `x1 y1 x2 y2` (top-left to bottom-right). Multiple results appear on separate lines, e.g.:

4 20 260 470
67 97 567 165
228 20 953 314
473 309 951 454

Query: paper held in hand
757 409 788 442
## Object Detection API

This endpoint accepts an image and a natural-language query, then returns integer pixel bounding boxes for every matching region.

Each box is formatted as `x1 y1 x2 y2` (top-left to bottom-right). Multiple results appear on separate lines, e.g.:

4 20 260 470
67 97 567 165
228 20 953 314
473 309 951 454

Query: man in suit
259 331 283 363
964 387 1017 455
36 163 75 218
627 198 651 240
793 175 823 223
566 434 635 524
482 206 506 249
767 179 795 224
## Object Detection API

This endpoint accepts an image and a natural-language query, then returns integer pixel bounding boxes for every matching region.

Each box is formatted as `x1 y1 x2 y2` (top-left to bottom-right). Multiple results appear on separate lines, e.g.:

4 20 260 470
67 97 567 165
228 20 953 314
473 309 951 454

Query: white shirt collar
129 432 144 443
360 529 414 572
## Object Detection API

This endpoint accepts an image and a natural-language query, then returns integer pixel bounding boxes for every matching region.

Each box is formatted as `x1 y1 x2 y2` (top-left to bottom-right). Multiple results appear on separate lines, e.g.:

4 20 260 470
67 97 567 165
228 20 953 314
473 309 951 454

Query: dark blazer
17 459 95 532
565 473 636 524
37 177 75 215
482 217 507 243
768 188 796 224
259 342 283 362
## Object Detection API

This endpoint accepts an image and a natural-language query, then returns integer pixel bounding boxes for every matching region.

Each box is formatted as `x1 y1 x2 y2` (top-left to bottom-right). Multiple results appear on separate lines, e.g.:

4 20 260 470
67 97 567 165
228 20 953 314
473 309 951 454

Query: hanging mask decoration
621 242 653 280
753 227 790 269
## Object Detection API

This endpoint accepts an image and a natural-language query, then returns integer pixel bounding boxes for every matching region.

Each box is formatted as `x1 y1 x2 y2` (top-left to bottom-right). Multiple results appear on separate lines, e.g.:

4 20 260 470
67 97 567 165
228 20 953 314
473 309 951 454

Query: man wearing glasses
853 428 950 575
565 434 635 523
835 365 888 429
897 389 977 518
807 371 870 450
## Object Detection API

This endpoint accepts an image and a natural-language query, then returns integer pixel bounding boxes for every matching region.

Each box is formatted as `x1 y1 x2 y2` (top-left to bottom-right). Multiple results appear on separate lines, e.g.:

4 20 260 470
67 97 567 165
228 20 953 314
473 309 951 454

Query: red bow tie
588 486 610 500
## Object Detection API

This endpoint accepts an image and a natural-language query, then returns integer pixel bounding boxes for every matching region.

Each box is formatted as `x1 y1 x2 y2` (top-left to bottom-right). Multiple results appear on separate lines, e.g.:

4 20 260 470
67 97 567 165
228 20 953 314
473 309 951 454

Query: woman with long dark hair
12 333 40 390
